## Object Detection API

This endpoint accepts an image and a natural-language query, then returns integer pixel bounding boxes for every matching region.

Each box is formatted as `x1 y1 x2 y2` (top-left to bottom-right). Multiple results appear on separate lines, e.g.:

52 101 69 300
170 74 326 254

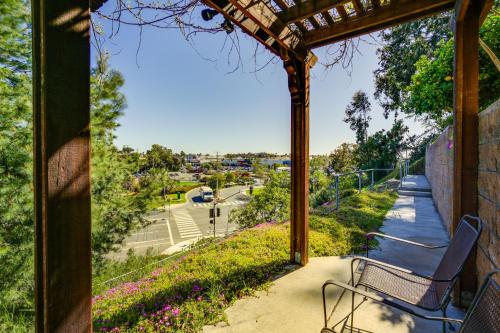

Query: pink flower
172 308 180 316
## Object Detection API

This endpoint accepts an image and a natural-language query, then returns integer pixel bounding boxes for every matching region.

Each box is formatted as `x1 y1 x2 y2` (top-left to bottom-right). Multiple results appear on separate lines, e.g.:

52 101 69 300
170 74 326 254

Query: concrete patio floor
203 176 464 333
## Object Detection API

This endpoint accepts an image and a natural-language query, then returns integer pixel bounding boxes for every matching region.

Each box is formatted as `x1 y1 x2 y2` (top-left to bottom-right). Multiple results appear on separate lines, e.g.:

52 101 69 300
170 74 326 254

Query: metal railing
93 226 248 294
332 160 409 210
399 159 410 182
332 168 394 209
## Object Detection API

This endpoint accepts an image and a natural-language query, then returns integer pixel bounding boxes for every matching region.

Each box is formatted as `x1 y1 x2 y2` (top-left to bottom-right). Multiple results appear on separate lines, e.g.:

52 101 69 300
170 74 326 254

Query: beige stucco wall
425 99 499 284
425 126 454 233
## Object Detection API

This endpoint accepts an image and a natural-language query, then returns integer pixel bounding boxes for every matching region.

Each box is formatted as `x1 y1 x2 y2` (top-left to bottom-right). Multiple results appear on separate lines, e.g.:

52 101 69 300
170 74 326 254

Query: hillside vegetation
92 190 396 332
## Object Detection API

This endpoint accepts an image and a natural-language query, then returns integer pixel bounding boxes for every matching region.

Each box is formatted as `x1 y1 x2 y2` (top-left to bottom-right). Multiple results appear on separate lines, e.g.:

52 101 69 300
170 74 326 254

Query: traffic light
210 207 221 218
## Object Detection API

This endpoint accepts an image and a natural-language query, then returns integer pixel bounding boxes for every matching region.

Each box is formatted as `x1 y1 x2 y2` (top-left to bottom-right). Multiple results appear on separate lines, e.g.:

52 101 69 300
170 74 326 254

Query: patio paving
400 175 432 190
203 175 463 333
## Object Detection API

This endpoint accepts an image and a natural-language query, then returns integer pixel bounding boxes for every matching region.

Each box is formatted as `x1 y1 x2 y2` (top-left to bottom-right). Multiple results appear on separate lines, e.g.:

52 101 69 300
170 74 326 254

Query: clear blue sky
92 7 423 155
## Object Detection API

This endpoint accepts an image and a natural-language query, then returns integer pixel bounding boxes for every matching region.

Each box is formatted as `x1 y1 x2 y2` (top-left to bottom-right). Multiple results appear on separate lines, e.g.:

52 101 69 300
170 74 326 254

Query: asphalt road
110 185 250 260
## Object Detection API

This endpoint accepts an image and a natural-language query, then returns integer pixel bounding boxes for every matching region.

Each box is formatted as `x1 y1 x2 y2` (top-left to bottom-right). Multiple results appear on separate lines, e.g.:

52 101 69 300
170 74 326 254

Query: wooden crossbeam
352 0 364 14
336 5 349 20
273 0 308 33
304 0 454 48
277 0 352 24
322 11 336 25
455 0 493 24
203 0 315 63
308 16 322 29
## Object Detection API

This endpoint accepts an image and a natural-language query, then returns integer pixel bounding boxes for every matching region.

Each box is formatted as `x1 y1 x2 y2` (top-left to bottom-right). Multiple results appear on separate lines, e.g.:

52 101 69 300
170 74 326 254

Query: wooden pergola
32 0 492 331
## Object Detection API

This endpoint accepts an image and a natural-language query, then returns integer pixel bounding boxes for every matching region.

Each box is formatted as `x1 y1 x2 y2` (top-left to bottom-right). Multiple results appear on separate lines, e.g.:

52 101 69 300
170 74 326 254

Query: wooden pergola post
32 0 92 331
452 0 492 303
285 57 310 266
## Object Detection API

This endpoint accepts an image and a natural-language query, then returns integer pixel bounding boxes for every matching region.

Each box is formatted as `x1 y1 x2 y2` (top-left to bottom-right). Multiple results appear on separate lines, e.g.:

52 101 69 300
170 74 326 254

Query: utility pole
214 152 219 237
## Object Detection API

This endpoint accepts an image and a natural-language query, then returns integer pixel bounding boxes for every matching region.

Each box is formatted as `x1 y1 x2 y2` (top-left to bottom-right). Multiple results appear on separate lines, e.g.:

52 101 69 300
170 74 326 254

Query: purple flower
172 308 180 316
192 284 202 292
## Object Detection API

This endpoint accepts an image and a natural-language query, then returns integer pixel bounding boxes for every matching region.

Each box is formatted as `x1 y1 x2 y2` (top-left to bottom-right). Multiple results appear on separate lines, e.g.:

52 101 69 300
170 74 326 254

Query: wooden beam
285 58 310 266
452 0 489 306
273 0 308 33
304 0 454 48
32 0 92 331
278 0 351 25
202 0 315 63
352 0 364 14
322 11 336 26
336 5 349 20
456 0 493 24
308 16 322 29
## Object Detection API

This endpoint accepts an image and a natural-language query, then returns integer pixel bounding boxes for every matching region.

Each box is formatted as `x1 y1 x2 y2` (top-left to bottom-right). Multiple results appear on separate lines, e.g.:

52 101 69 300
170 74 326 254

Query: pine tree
344 90 372 145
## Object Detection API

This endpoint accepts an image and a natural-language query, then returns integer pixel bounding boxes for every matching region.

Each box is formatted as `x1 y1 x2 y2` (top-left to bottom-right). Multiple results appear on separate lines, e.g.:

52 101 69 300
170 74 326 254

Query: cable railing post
371 169 374 188
358 171 362 192
335 175 340 210
399 162 403 187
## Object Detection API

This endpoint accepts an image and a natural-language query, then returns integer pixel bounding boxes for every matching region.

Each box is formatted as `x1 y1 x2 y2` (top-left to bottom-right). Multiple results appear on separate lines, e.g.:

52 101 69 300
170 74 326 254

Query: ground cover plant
92 190 396 332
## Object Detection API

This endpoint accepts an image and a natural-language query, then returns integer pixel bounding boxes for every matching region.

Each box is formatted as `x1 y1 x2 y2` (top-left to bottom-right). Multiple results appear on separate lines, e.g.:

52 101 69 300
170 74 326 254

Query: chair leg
350 290 354 333
442 308 447 333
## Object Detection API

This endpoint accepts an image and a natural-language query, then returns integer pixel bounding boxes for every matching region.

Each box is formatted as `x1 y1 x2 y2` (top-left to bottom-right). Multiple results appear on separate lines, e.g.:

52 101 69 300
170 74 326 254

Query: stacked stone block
477 99 499 283
425 126 454 233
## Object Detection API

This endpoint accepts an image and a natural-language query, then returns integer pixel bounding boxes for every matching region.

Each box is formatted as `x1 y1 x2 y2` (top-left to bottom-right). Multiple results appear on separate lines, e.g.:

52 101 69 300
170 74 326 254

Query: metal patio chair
321 269 499 333
322 215 483 333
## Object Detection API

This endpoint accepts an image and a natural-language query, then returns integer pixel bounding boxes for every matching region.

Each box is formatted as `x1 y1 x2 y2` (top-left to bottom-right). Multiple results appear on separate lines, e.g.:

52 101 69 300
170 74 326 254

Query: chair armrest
366 232 448 250
322 280 463 326
350 255 452 282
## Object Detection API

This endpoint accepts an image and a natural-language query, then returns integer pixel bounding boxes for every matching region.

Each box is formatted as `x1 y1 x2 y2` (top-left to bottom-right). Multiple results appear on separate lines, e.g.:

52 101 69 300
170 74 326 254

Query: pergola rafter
304 0 455 48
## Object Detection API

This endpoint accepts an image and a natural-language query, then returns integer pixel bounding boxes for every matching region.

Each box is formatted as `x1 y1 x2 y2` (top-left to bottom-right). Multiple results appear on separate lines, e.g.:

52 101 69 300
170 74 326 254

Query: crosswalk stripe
173 210 202 239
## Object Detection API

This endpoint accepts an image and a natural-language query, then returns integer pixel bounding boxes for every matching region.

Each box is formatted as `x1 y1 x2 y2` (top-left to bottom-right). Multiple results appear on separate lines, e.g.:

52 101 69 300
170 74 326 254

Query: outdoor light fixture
221 18 234 34
201 8 219 21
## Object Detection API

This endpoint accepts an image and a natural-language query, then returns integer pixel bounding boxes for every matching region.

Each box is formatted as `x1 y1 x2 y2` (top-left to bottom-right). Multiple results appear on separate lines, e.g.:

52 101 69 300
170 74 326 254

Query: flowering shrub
93 191 396 332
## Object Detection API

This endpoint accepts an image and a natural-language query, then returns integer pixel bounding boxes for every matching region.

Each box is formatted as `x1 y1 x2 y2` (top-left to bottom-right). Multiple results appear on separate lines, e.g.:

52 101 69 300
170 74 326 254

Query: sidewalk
202 175 463 333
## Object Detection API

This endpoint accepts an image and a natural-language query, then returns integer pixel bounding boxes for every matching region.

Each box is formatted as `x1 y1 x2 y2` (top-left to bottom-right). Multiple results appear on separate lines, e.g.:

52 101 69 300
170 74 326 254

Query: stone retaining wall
425 99 499 284
425 126 454 233
477 99 499 282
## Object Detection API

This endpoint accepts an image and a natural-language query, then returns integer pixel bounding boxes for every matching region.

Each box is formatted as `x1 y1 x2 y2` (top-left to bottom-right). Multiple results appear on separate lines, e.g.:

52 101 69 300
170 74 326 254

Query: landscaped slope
92 190 396 332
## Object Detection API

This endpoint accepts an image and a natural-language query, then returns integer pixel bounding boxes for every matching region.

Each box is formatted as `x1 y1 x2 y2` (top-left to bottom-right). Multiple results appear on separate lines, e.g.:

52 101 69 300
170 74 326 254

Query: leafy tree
251 159 267 179
229 172 290 227
328 143 358 174
0 0 34 321
143 144 182 171
357 120 410 170
139 168 176 198
404 13 500 129
225 172 236 184
310 155 329 173
207 173 226 195
344 90 372 144
374 14 452 118
90 57 155 266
